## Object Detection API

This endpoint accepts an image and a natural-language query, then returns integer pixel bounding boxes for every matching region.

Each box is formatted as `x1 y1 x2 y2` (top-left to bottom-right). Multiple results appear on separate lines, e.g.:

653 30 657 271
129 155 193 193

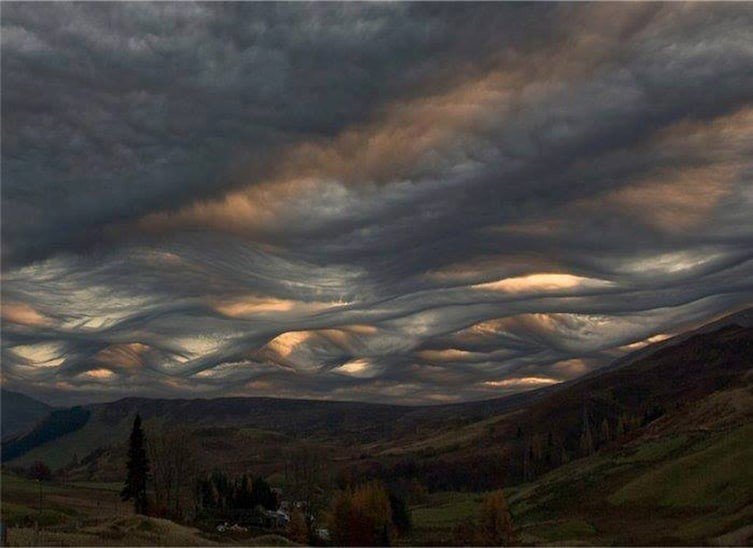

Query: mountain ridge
3 307 751 473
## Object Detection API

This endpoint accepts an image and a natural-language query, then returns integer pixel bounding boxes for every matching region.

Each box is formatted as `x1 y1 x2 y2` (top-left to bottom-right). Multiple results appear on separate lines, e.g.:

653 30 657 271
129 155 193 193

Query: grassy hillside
5 516 219 547
0 472 129 529
0 473 297 547
508 423 753 545
398 422 753 546
365 325 753 489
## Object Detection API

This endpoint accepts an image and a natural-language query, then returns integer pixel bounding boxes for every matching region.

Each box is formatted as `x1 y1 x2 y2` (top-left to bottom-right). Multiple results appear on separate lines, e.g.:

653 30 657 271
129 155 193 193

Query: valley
2 309 752 546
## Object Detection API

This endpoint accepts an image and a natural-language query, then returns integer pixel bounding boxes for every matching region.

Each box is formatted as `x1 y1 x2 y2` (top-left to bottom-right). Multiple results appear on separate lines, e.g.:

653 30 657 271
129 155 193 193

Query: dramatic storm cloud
2 3 752 405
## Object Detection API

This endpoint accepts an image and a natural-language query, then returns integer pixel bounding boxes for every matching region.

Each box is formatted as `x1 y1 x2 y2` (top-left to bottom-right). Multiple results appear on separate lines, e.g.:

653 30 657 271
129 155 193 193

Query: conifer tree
579 404 594 456
600 418 611 445
616 414 626 437
121 414 150 514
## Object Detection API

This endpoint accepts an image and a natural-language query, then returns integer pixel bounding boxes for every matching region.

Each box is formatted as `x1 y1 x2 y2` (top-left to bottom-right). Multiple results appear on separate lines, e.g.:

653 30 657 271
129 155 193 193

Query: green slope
610 424 753 508
507 423 753 545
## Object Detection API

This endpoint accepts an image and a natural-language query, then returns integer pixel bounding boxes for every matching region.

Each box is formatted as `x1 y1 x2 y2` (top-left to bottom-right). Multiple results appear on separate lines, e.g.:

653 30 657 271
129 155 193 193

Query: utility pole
36 479 41 545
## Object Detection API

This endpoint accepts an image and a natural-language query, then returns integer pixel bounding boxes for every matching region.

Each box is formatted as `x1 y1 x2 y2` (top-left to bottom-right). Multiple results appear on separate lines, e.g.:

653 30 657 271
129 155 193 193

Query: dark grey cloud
2 2 556 264
2 3 752 405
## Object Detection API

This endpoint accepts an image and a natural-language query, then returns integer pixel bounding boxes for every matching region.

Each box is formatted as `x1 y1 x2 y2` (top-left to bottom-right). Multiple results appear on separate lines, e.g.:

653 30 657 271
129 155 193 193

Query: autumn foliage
453 490 515 545
287 506 309 544
331 480 394 546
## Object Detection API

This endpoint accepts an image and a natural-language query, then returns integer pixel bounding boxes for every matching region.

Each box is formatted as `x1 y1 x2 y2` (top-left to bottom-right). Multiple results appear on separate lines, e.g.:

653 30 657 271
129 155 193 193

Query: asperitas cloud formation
2 3 752 405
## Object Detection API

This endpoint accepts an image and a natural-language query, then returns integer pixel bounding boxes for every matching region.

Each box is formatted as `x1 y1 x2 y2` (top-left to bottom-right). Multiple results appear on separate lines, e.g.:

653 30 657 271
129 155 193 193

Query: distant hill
1 389 52 440
366 319 753 489
590 306 753 377
2 395 416 470
4 308 752 483
1 406 91 462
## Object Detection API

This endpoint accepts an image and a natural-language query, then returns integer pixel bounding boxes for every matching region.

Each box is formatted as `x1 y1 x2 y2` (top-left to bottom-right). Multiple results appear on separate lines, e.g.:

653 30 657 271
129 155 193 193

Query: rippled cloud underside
2 3 752 405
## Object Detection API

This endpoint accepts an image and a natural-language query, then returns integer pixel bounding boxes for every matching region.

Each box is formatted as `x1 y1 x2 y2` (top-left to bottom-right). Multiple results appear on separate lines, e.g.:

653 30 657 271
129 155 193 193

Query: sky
2 3 753 406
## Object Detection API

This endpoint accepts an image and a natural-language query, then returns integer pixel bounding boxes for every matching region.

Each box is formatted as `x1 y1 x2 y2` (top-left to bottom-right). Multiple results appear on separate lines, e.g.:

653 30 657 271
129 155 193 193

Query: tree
642 404 666 426
477 490 515 545
599 418 611 446
331 489 355 546
388 492 412 535
235 475 254 509
353 480 393 541
615 414 626 437
407 478 428 505
285 445 329 521
579 404 594 456
121 414 150 514
330 481 393 546
287 507 309 544
146 424 196 518
196 469 234 512
250 476 277 510
28 461 51 481
453 519 481 546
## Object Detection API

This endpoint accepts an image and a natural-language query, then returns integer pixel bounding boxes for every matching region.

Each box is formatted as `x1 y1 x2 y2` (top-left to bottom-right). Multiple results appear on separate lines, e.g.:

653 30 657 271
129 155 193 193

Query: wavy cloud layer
2 3 752 405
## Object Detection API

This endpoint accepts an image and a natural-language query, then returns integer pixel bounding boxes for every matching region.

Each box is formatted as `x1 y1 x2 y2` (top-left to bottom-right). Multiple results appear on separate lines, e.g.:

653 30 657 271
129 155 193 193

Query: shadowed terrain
1 391 52 440
2 309 751 545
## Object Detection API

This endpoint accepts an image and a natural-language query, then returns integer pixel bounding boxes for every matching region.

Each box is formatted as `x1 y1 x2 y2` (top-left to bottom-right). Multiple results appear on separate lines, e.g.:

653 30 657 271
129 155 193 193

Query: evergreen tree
600 418 611 446
121 414 150 514
236 474 254 508
579 403 594 456
29 461 52 481
250 476 277 510
615 414 626 437
388 492 412 535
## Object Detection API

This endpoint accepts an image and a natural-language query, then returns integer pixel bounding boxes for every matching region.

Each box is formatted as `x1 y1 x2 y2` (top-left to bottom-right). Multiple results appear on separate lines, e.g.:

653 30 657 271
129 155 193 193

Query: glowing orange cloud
265 331 315 360
339 324 379 335
94 343 150 369
618 333 672 352
80 368 116 379
472 273 611 293
12 343 64 367
1 302 53 327
578 107 752 232
608 164 740 232
135 8 647 240
417 349 475 362
137 67 519 237
332 358 375 378
213 295 342 319
424 255 557 284
484 376 560 388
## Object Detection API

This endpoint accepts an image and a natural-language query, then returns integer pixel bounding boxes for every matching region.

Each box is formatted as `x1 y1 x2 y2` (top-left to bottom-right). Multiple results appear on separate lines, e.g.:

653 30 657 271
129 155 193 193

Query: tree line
120 414 517 546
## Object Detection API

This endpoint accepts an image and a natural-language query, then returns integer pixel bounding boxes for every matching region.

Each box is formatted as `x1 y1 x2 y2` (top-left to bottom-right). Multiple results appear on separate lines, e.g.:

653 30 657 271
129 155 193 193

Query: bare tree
146 423 198 519
284 444 330 525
